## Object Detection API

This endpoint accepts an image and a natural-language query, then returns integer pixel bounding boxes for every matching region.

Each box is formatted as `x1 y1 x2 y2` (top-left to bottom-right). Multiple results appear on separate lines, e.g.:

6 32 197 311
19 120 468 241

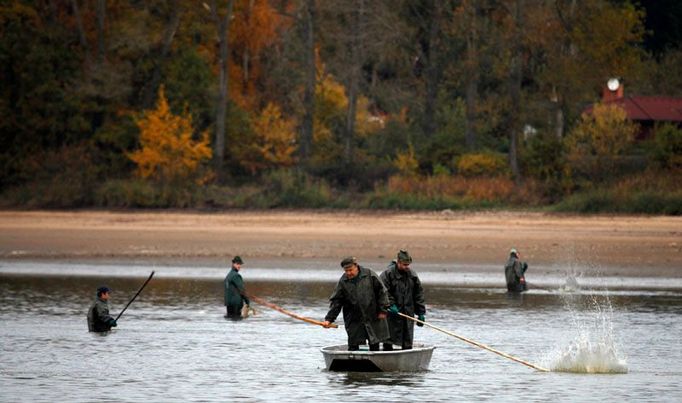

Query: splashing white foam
546 334 628 373
543 292 628 374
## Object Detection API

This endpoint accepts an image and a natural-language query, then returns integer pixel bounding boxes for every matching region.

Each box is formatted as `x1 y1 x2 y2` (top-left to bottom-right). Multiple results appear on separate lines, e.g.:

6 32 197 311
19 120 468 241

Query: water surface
1 263 681 402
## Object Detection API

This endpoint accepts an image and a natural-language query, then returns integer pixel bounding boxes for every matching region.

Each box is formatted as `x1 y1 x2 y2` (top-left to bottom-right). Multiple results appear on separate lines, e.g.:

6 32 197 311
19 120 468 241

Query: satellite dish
607 78 620 91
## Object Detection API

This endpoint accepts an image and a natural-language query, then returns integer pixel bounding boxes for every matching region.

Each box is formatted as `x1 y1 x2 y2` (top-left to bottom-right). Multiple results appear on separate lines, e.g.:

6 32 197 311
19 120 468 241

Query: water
1 263 681 402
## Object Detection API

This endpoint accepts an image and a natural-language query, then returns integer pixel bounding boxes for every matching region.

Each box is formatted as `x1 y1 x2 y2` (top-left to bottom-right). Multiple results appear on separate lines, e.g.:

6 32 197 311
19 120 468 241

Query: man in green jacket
87 286 117 332
323 257 390 351
380 249 426 350
224 256 250 319
505 248 528 292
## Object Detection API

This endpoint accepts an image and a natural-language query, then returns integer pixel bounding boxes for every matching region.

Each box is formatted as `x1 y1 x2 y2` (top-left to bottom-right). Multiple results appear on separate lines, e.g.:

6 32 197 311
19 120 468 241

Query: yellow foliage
394 145 419 176
456 152 508 177
252 103 297 168
355 96 384 137
567 103 637 157
565 103 638 182
315 71 348 125
128 86 212 183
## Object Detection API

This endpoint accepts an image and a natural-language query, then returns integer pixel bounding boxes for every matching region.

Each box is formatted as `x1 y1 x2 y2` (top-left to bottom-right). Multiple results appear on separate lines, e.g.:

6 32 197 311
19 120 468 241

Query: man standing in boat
380 249 426 350
505 248 528 292
224 256 250 319
87 286 117 332
322 256 390 351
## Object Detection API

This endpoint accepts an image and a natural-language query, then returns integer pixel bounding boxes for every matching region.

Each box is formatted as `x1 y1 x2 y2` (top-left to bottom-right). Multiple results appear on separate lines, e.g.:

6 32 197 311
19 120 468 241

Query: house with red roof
586 79 682 139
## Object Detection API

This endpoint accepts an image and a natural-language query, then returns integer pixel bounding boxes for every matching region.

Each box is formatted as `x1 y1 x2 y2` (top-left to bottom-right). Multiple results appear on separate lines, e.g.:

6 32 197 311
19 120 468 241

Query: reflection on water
1 268 682 402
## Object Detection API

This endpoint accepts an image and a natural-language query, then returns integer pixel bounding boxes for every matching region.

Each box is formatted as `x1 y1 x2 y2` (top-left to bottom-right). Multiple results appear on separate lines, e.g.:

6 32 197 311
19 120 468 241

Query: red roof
602 96 682 122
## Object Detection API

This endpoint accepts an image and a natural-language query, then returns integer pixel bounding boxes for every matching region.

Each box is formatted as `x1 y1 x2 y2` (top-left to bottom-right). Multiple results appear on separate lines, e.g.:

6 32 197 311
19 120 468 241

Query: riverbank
0 210 680 278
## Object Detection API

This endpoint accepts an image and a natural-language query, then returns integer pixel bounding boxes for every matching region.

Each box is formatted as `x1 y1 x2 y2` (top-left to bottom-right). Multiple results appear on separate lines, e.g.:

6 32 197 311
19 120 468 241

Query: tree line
1 0 681 213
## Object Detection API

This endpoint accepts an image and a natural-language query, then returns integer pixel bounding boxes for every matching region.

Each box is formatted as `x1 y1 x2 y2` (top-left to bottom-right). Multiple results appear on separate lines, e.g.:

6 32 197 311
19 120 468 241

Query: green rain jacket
505 255 528 292
380 261 426 345
325 266 390 345
87 297 114 332
224 267 250 309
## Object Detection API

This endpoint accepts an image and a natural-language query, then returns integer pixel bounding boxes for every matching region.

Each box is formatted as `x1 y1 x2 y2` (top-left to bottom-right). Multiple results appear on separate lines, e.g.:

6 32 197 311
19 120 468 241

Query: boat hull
321 343 435 372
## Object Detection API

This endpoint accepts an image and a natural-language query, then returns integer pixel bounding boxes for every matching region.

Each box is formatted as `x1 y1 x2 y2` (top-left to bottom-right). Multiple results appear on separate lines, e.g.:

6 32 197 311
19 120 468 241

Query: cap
340 256 357 268
510 248 518 256
96 286 111 296
232 256 244 264
397 249 412 263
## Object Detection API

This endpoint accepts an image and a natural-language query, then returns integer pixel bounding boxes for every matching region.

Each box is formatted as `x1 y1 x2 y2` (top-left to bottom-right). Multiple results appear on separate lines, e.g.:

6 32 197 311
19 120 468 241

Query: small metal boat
321 343 435 372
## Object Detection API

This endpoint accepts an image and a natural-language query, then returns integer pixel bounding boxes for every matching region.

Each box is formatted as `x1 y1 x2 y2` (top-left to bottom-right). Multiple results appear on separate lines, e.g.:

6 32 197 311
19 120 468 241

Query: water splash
543 291 628 374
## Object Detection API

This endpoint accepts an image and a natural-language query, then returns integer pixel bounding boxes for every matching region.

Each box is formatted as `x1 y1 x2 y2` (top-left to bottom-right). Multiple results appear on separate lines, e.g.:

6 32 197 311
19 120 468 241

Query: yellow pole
399 312 549 372
248 295 338 328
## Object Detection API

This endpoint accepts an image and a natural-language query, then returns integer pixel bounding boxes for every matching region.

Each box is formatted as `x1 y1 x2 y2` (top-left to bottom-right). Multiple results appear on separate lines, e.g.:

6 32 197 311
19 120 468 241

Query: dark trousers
226 305 242 319
383 317 414 350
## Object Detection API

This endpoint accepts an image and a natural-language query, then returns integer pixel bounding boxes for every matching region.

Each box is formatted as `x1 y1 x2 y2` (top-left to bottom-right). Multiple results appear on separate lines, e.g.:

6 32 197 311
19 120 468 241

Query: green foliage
552 170 682 214
553 189 682 215
162 47 214 130
94 179 203 208
0 3 89 188
260 169 334 208
651 123 682 169
363 191 465 210
521 133 567 199
418 97 467 172
0 144 100 208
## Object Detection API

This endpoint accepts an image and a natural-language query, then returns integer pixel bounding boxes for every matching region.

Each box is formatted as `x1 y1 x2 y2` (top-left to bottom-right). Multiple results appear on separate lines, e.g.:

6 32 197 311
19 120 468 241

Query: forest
1 0 681 213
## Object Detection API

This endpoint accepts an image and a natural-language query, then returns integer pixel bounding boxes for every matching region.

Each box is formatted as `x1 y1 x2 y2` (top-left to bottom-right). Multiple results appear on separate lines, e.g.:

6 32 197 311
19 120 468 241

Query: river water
1 262 681 402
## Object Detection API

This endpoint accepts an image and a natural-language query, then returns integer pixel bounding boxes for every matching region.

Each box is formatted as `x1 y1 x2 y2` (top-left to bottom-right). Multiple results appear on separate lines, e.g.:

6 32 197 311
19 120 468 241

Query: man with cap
87 286 117 332
322 257 390 351
505 248 528 292
224 256 250 319
380 249 426 351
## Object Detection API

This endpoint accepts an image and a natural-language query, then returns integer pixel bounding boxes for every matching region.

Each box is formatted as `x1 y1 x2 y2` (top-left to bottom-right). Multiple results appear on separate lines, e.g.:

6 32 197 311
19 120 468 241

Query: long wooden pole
115 271 155 321
248 295 338 328
399 312 549 372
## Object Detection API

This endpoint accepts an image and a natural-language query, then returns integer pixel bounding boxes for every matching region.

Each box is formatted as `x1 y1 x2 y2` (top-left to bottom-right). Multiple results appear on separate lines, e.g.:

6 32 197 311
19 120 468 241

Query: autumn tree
565 103 637 183
529 0 645 138
236 103 297 174
129 86 212 184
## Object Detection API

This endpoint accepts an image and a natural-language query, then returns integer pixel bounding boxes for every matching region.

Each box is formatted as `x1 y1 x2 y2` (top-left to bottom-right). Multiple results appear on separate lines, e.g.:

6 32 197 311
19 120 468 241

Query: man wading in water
87 286 117 332
224 256 250 319
380 249 426 350
322 257 390 351
505 248 529 292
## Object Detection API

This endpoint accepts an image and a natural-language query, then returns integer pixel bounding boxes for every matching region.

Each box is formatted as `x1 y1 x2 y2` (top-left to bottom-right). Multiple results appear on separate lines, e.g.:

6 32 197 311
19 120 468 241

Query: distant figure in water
322 256 390 351
380 249 426 351
87 286 117 332
224 256 250 319
505 248 528 292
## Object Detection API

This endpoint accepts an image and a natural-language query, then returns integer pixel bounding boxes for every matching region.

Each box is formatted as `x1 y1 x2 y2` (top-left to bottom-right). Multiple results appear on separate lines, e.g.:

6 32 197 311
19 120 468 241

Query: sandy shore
1 210 680 277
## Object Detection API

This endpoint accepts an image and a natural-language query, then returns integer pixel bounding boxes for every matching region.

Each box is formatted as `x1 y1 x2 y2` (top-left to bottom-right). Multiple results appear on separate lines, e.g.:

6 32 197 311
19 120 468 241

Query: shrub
651 123 682 169
0 143 100 208
565 103 638 182
456 152 509 177
552 170 682 214
261 169 334 208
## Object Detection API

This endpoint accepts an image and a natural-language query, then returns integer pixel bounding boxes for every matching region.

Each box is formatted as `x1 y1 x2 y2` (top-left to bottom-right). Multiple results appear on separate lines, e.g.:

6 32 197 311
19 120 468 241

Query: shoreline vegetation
1 168 680 215
3 3 681 219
